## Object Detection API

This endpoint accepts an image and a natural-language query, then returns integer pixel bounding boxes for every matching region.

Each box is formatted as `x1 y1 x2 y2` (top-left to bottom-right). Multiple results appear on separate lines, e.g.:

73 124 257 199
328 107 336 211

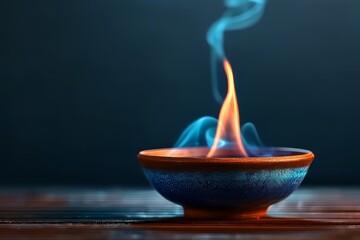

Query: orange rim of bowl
138 147 314 171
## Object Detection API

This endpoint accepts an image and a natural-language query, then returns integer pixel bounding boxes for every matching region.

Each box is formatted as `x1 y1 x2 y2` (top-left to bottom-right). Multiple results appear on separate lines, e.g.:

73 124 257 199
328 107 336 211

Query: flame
207 59 248 157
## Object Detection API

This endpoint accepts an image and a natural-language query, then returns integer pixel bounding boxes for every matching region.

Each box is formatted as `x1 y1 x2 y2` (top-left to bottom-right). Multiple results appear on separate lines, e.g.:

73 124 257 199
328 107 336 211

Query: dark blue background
1 0 359 186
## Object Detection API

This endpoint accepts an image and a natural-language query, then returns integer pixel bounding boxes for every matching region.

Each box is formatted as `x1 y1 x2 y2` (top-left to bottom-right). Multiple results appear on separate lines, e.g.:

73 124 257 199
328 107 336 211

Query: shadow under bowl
138 147 314 220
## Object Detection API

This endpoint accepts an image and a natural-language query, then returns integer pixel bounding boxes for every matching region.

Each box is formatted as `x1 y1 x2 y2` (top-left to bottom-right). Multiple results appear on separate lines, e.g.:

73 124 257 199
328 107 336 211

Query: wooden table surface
0 187 359 239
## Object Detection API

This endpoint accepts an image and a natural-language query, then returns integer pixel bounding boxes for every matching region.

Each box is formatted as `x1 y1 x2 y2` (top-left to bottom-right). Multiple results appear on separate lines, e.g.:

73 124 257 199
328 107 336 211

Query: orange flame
207 59 248 157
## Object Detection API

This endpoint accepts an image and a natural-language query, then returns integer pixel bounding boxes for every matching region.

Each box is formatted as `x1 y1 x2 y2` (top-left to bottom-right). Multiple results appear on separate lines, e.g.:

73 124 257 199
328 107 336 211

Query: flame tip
207 59 248 158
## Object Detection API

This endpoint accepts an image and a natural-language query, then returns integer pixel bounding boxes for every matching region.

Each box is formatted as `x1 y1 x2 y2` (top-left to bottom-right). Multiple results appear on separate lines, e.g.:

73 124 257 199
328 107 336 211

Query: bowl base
183 207 268 220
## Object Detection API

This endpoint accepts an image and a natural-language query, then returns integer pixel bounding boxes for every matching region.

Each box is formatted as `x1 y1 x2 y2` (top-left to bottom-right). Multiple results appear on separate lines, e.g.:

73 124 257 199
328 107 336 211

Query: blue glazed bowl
138 147 314 219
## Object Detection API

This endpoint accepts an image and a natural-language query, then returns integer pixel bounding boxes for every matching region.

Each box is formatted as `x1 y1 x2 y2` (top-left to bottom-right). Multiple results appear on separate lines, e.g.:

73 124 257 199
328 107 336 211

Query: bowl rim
138 147 314 170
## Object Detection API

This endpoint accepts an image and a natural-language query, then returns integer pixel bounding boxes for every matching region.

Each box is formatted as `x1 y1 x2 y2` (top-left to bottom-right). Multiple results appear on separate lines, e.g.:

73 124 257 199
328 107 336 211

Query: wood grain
0 188 359 239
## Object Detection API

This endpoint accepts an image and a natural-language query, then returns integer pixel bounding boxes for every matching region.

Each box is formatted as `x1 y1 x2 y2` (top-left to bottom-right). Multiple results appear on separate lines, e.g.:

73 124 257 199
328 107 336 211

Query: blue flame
174 0 268 157
174 116 217 148
174 117 265 156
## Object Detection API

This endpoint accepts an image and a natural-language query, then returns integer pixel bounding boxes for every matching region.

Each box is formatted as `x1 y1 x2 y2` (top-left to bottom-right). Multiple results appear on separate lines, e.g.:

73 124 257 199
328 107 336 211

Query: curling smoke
208 0 266 103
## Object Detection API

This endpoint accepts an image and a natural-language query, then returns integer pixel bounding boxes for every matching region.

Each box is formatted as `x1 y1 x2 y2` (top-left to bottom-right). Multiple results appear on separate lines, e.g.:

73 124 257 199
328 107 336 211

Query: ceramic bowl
138 147 314 219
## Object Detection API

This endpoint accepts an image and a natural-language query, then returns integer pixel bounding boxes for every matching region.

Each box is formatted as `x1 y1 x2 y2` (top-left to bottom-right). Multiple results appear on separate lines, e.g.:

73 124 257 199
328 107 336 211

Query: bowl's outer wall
143 167 309 209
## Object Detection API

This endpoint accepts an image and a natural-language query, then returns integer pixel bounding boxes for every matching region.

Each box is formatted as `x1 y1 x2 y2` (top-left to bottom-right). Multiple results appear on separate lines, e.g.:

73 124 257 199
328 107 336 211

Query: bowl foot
183 206 268 220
